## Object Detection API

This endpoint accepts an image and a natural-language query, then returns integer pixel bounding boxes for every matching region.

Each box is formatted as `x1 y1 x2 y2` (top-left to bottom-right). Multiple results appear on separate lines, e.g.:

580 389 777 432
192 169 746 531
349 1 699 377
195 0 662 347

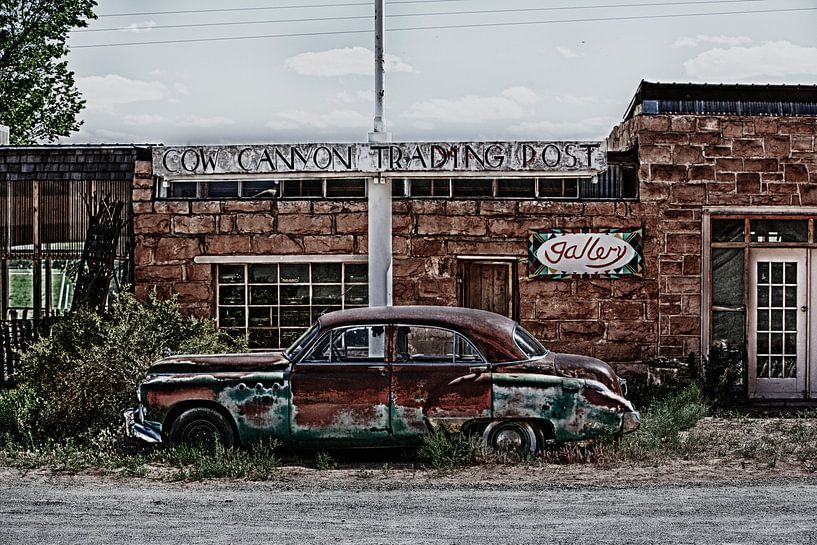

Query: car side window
395 326 483 363
303 325 386 363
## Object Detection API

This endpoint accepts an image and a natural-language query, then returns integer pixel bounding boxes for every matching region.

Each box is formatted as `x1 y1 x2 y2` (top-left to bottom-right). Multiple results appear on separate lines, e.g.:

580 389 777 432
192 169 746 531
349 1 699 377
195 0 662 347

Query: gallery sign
528 228 644 279
153 141 606 177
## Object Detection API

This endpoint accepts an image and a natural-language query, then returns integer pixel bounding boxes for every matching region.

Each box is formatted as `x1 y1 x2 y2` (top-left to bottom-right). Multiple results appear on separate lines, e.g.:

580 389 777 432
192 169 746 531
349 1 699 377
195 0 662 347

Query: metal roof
624 80 817 120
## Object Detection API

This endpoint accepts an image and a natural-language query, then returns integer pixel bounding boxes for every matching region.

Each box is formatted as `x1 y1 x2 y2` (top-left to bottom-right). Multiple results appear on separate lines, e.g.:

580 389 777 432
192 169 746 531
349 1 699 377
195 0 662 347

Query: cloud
267 109 370 130
672 34 752 48
556 46 582 59
121 20 156 33
684 40 817 80
77 74 167 113
285 47 414 77
403 87 538 124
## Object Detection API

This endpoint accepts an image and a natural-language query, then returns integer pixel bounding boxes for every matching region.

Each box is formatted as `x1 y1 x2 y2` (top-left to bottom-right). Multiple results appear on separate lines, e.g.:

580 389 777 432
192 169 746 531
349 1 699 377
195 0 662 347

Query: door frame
456 256 519 321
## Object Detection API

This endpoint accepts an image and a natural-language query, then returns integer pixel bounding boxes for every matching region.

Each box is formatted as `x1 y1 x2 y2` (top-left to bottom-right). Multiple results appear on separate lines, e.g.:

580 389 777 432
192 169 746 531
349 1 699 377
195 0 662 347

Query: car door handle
367 365 387 376
469 365 489 373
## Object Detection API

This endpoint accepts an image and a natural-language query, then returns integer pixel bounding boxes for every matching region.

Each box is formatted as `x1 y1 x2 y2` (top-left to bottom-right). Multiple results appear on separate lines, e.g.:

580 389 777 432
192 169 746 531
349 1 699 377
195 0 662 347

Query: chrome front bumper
622 411 641 434
124 407 163 443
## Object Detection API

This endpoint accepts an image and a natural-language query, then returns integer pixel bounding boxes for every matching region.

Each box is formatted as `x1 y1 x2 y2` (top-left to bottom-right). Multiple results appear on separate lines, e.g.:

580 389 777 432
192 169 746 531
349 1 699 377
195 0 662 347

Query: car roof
318 306 525 362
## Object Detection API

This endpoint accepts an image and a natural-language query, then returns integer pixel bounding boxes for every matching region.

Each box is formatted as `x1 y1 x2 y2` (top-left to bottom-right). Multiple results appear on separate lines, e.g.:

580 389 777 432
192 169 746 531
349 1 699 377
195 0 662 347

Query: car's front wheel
482 421 538 454
167 407 236 449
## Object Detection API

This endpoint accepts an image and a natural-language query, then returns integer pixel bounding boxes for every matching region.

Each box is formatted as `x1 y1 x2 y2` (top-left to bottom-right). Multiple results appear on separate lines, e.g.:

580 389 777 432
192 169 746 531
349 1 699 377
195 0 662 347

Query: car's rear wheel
482 421 538 454
168 407 235 449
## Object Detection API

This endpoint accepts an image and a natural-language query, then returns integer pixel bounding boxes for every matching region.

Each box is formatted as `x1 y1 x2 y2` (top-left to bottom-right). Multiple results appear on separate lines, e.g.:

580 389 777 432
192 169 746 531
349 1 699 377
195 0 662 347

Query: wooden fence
0 318 60 386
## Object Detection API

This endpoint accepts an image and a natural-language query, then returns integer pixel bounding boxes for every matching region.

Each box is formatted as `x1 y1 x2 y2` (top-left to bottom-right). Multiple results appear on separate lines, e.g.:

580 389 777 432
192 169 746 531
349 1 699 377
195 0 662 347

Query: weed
164 440 280 481
418 430 488 470
314 451 336 470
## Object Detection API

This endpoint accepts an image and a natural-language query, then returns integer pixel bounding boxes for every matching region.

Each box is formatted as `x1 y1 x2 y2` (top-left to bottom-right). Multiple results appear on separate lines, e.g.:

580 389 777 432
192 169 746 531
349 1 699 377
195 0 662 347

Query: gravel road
2 471 816 545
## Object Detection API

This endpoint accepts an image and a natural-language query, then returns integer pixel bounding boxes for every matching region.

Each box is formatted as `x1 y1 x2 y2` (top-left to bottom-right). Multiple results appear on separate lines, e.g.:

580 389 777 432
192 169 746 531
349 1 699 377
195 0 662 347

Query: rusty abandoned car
124 306 640 452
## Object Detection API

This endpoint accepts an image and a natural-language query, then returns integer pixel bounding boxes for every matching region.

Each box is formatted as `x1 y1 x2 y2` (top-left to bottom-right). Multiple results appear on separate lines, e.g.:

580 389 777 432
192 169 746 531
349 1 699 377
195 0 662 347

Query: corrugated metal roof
624 80 817 120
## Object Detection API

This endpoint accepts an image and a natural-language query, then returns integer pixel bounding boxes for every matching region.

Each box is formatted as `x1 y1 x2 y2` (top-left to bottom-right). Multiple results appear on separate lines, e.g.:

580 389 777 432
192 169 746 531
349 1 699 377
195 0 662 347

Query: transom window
216 262 368 349
158 165 637 201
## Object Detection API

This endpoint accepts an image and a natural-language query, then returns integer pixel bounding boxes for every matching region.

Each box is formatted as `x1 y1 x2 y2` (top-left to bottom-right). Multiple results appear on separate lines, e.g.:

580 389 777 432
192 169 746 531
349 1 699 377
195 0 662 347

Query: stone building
3 81 817 400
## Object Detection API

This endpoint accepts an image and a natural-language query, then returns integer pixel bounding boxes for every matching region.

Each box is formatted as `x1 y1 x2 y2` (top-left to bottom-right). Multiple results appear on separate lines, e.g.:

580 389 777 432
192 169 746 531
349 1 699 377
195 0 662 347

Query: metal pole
367 0 392 310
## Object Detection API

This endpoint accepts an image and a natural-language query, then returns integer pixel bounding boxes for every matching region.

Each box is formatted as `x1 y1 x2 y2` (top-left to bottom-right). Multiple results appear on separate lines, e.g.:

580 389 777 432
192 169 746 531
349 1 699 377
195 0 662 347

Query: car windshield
513 325 549 358
283 322 321 361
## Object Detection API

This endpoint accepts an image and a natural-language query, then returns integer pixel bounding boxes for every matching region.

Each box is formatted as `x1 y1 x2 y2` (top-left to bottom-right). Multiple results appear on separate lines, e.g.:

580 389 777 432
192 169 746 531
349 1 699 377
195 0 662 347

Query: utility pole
367 0 392 309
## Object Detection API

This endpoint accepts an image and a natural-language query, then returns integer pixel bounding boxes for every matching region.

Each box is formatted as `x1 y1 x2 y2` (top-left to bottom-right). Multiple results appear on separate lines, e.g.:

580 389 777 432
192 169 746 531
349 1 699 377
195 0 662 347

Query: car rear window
513 325 548 358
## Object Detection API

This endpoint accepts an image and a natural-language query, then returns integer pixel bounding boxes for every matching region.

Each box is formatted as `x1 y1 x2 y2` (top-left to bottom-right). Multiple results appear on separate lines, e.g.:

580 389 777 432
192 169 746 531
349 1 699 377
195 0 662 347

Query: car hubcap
186 421 219 446
494 428 525 450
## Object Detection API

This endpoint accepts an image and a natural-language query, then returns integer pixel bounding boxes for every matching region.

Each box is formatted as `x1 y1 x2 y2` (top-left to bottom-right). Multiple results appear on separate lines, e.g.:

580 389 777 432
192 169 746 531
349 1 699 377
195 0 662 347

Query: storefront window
217 262 368 350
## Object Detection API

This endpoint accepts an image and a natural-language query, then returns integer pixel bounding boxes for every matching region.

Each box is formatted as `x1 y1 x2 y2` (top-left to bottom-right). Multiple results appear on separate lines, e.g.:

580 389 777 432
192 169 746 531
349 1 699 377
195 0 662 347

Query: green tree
0 0 96 144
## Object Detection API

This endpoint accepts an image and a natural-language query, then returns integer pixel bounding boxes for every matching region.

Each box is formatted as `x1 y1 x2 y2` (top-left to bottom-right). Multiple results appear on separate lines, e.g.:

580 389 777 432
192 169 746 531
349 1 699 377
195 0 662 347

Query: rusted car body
125 306 640 451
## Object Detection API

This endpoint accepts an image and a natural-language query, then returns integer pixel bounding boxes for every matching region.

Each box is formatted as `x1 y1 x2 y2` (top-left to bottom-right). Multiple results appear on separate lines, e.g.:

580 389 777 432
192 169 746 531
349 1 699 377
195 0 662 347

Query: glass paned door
748 249 807 399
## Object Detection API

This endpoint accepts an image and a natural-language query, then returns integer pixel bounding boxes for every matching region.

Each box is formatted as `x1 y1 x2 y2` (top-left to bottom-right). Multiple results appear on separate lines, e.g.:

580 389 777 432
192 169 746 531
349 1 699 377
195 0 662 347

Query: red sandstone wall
132 115 817 371
608 115 817 365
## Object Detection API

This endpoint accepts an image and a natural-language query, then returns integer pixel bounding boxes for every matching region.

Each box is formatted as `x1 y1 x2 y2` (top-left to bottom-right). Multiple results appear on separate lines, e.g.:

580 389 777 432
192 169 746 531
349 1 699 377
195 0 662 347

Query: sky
62 0 817 145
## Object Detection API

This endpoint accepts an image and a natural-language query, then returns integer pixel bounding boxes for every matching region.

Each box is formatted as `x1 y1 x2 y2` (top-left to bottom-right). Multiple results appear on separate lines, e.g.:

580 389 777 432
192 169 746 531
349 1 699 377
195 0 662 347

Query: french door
748 249 808 399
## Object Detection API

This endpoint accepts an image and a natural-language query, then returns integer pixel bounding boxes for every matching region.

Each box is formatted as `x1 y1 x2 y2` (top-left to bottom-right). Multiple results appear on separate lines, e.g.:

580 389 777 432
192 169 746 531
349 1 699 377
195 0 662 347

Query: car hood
497 352 623 395
148 351 289 374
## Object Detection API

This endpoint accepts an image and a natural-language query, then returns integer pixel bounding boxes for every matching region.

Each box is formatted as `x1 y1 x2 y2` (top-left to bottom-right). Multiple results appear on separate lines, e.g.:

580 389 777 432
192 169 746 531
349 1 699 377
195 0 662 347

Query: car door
390 325 492 438
289 324 391 442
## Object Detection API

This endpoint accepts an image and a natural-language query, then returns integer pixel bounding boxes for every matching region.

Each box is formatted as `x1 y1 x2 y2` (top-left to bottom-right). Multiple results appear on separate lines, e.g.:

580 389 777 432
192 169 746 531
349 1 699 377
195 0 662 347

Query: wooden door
458 261 515 318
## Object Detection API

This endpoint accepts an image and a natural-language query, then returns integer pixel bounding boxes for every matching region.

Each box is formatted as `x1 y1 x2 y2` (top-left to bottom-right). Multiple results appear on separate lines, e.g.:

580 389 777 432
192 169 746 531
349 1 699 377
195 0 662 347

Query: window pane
410 179 450 197
313 285 341 305
312 263 341 283
281 328 308 348
281 285 309 304
242 180 279 198
280 264 309 283
538 178 571 198
202 181 239 198
219 285 245 305
248 329 278 350
750 220 808 242
280 306 310 327
218 265 244 284
452 178 492 197
712 219 744 242
712 249 744 307
455 335 483 362
344 264 368 283
250 285 277 305
496 178 535 198
326 178 365 198
282 179 323 198
170 181 197 198
249 264 277 284
219 307 245 328
249 307 272 327
344 285 368 305
392 179 407 198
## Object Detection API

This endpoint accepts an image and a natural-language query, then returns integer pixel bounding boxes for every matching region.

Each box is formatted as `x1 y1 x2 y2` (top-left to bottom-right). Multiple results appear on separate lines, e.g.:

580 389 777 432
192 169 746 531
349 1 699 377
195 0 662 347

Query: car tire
167 407 236 449
482 421 538 454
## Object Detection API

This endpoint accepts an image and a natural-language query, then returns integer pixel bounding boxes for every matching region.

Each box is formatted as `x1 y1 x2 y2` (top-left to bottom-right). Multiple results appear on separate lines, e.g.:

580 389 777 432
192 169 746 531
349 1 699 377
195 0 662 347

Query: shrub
18 290 246 441
700 343 744 408
614 383 708 458
0 384 44 447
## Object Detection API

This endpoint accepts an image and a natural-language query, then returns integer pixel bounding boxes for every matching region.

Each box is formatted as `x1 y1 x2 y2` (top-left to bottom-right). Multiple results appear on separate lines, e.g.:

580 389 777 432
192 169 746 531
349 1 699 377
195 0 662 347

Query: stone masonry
132 115 817 374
